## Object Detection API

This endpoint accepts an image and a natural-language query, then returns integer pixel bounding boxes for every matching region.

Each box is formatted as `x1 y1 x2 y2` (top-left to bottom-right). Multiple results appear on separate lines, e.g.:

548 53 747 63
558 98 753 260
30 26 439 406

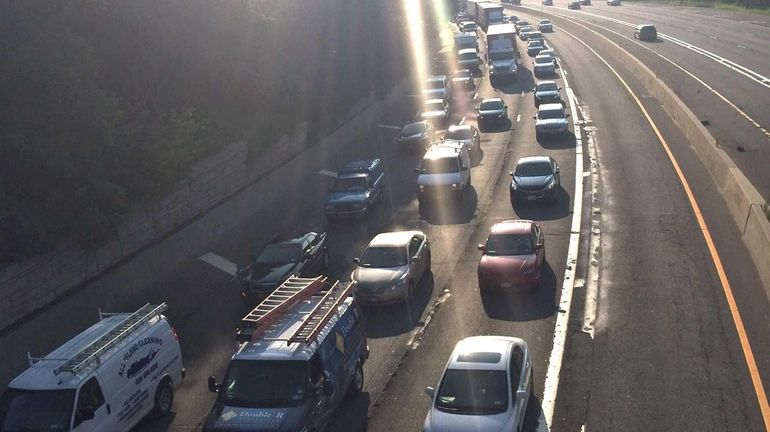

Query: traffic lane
539 19 768 431
364 59 578 432
513 7 770 202
520 0 770 75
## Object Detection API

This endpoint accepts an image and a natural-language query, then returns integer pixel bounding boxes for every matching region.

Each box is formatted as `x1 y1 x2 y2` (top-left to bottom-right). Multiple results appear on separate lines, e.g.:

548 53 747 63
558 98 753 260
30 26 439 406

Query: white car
423 336 532 432
422 75 450 101
533 53 556 77
416 142 472 203
535 103 570 138
538 19 554 32
457 48 481 72
443 124 481 154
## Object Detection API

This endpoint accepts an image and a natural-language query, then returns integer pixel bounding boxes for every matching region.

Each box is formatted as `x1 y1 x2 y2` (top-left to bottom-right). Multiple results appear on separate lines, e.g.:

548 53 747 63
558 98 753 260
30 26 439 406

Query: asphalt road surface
1 3 769 432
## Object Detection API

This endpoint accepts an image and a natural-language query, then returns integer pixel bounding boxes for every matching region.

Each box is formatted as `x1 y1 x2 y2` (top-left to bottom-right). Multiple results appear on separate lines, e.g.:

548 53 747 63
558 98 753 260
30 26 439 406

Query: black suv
324 159 385 220
240 231 329 302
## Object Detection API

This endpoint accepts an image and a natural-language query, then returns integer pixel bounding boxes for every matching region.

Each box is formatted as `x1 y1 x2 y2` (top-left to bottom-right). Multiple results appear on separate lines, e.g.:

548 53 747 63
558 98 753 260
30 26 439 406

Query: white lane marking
524 5 770 90
737 44 747 49
540 12 770 140
709 36 718 40
539 59 585 431
473 92 479 100
378 124 402 130
199 252 239 277
516 114 522 122
460 116 467 125
318 169 337 178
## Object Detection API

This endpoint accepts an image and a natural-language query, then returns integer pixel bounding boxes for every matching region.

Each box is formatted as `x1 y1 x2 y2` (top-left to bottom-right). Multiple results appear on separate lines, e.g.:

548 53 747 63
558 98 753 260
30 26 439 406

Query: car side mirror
353 257 360 264
414 168 421 173
425 386 436 398
461 166 469 171
536 243 544 249
566 113 571 117
516 389 528 399
559 87 562 90
532 115 537 119
208 376 220 393
478 244 485 251
322 380 334 396
555 167 560 173
509 171 514 176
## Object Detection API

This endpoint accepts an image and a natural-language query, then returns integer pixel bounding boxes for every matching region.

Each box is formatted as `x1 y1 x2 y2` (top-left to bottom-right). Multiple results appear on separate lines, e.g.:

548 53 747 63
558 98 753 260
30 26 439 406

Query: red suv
477 220 545 291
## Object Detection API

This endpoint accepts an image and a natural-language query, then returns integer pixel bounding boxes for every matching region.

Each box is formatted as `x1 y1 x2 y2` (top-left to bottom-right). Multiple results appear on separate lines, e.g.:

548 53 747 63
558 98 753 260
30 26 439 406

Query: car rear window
421 157 459 174
457 352 502 363
445 128 472 140
485 233 534 256
480 100 504 110
402 122 426 135
538 107 565 119
537 82 558 92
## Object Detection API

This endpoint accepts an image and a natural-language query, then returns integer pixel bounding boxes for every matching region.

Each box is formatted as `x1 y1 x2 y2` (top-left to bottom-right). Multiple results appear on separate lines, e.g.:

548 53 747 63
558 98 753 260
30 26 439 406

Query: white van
454 32 478 51
416 142 472 203
0 303 184 432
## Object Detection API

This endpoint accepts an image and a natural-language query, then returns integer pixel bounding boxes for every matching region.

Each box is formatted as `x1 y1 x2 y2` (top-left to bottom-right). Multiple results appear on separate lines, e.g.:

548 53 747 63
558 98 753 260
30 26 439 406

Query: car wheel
152 378 174 418
347 362 364 400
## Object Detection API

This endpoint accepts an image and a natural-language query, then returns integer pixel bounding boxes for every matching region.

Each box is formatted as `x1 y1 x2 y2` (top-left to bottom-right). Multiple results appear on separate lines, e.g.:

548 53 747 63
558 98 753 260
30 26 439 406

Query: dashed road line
198 252 239 277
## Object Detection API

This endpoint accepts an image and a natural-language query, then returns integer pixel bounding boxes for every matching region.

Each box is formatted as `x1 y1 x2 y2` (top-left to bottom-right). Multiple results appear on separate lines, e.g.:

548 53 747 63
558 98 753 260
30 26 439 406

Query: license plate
501 282 513 288
527 195 537 200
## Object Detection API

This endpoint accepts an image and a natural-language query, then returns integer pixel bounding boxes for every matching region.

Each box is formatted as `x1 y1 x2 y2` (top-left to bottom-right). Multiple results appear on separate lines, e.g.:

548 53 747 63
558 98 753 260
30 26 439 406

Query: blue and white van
203 277 368 432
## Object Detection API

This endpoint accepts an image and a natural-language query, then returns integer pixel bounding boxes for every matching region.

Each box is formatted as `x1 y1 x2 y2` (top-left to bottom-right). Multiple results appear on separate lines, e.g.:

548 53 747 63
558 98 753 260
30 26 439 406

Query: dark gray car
509 156 560 203
324 159 385 220
397 121 433 151
477 98 508 127
534 81 561 107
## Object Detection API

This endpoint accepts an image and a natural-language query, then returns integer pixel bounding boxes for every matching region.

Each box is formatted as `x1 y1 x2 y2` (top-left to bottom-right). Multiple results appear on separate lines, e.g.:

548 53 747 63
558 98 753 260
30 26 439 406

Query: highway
1 2 769 432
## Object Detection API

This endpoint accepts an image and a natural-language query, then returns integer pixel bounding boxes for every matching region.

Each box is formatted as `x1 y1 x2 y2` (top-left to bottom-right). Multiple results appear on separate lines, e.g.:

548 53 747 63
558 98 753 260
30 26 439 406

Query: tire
347 362 364 400
152 378 174 418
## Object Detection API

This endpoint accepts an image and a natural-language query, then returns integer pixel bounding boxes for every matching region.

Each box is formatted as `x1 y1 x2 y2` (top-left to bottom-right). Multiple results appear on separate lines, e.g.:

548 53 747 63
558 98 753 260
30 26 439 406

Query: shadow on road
512 188 571 221
480 262 557 321
479 118 512 133
419 187 478 225
490 65 536 95
361 272 435 338
522 393 545 431
537 131 577 150
326 392 371 432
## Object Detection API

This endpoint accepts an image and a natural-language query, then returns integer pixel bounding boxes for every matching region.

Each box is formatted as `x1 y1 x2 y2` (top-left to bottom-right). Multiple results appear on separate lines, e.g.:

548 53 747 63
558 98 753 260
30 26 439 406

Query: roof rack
237 276 353 344
54 303 167 376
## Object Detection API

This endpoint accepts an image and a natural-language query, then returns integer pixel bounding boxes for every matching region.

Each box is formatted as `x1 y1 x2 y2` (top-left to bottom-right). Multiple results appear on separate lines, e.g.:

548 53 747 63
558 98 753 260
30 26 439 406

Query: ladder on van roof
238 276 354 344
54 303 167 376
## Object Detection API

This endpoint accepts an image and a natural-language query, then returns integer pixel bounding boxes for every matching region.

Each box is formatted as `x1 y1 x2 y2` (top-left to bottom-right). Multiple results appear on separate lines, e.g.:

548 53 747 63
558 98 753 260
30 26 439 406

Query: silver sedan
351 231 431 305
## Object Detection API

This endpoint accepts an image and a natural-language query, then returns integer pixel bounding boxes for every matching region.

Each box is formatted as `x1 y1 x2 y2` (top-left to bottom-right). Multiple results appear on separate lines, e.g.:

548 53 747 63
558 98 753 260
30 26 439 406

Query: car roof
535 53 553 59
235 295 354 362
425 142 466 159
9 314 167 390
539 19 551 23
447 336 526 371
537 80 558 87
529 40 544 45
481 97 504 104
490 219 535 236
340 159 379 174
368 230 424 247
517 155 552 166
458 48 477 55
447 124 472 133
266 231 317 245
539 103 564 111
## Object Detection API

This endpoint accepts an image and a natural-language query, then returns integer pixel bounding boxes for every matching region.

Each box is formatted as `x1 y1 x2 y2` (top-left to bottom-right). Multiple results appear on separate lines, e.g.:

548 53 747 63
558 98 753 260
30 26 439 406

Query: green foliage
0 0 417 264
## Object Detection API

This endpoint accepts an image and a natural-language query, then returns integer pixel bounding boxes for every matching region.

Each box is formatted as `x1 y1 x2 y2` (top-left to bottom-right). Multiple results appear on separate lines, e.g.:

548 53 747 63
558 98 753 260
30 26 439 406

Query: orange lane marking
555 25 770 430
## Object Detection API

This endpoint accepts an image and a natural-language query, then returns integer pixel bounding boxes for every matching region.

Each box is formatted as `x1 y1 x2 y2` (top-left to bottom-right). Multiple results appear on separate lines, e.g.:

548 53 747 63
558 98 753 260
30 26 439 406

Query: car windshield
516 161 553 177
518 21 530 27
360 246 407 267
256 242 301 264
535 56 552 65
331 176 367 192
402 122 426 135
445 128 472 140
540 20 551 24
459 52 477 61
480 100 504 110
489 51 514 61
529 41 543 48
421 157 460 174
529 32 542 39
435 369 509 415
538 108 564 119
485 233 534 255
425 101 445 112
220 360 309 408
0 388 75 432
454 70 471 79
426 80 445 90
520 27 531 33
537 82 558 92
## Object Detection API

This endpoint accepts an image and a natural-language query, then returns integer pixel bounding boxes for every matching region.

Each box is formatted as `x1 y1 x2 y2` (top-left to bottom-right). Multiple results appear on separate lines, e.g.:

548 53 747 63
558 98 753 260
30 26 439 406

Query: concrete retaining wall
537 11 770 295
0 79 411 332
